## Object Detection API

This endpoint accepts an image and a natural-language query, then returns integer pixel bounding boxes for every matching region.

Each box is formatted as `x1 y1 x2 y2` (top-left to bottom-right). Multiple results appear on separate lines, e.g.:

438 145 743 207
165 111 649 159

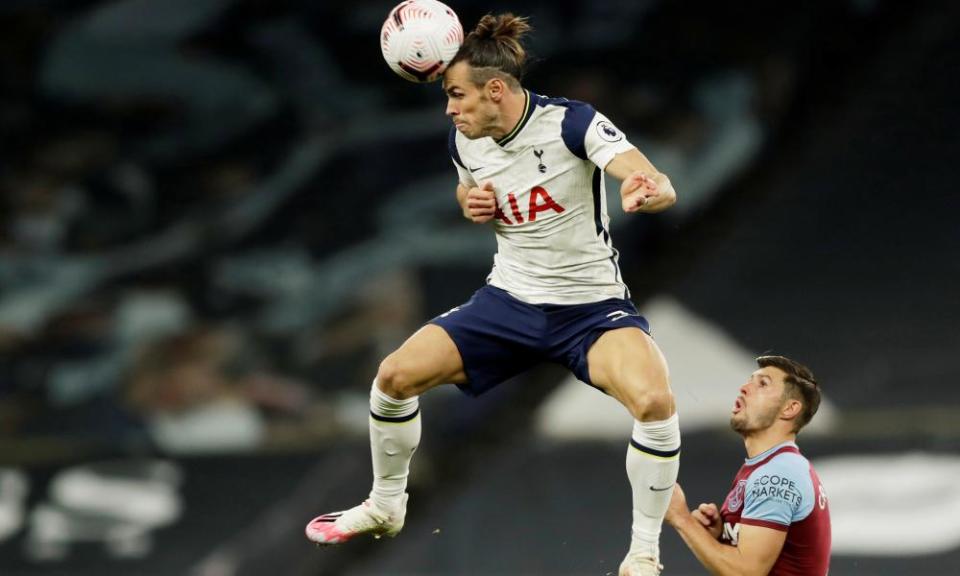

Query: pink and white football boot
305 494 408 545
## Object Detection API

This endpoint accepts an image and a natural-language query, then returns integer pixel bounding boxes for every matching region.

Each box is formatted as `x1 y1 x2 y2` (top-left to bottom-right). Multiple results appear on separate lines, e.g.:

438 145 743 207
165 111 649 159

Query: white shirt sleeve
452 159 476 188
448 127 477 187
583 111 636 169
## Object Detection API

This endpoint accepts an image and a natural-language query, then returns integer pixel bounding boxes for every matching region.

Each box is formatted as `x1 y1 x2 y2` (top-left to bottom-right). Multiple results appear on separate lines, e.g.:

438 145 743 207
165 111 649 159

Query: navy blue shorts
429 285 651 397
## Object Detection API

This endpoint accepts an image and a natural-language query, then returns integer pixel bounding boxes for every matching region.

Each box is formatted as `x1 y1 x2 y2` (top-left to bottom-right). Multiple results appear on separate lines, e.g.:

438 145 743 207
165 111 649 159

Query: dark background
1 0 958 574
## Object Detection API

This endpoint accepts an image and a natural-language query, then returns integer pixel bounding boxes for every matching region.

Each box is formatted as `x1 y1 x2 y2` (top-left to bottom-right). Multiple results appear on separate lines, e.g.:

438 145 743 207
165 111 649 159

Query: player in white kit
306 13 679 575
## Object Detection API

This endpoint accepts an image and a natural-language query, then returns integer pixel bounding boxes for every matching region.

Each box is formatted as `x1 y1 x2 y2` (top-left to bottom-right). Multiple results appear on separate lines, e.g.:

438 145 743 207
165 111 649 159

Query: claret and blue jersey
720 441 832 576
448 90 636 306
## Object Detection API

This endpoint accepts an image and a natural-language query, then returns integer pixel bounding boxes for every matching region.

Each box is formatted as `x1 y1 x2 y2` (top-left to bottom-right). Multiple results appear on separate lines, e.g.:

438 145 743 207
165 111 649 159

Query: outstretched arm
604 148 676 214
666 485 785 576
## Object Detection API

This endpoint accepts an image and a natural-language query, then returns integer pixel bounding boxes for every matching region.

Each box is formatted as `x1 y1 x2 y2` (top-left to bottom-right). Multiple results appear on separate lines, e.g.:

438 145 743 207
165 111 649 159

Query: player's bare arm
605 148 677 214
666 485 785 576
457 181 497 223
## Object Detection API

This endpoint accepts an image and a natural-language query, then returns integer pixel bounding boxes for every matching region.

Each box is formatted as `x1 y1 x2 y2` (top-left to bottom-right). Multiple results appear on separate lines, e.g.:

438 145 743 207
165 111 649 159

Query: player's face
730 367 789 434
443 61 500 139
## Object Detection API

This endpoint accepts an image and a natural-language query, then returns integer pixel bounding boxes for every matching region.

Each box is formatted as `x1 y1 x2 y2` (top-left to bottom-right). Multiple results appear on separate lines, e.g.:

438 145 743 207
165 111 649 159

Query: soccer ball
380 0 463 83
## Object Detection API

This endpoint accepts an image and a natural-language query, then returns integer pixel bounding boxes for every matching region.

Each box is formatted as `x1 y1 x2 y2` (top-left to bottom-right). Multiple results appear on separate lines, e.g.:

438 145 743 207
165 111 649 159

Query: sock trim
370 408 421 423
629 438 680 459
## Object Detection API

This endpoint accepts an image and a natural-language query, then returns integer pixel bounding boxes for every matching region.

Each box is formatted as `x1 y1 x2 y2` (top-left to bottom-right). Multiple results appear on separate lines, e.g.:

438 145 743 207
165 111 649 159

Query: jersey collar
745 440 799 465
495 89 534 147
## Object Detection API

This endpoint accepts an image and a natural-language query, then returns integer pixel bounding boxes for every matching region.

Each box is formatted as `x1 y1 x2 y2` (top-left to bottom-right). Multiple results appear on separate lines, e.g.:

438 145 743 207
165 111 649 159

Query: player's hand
693 502 723 539
621 171 659 213
465 181 497 223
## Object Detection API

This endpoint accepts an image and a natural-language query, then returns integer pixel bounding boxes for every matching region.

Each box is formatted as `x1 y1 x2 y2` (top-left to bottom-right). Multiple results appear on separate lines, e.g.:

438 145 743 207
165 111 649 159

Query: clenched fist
464 181 498 223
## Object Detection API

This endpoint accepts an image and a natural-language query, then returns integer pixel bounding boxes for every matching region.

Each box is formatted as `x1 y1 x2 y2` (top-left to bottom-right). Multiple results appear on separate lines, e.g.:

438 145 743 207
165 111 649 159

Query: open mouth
733 396 744 414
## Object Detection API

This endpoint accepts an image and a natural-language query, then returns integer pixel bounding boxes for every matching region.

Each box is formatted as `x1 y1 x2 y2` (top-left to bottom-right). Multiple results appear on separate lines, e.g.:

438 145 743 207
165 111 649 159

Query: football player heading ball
310 6 679 576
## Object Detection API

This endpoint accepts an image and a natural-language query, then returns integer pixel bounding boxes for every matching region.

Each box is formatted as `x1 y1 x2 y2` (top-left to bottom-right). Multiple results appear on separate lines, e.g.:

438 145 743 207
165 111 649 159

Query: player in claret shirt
307 13 679 576
666 355 831 576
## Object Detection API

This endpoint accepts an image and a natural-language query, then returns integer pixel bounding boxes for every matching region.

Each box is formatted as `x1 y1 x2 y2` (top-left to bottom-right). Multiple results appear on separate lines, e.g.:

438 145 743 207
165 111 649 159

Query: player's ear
487 77 504 102
781 398 803 421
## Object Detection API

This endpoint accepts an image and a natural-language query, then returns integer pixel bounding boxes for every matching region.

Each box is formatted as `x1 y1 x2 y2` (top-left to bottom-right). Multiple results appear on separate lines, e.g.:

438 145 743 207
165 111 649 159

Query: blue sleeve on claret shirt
742 452 815 526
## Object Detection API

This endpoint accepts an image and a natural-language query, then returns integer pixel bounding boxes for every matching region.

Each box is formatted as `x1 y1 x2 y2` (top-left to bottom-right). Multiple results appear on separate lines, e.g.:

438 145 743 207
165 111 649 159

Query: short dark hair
757 355 820 433
449 13 531 89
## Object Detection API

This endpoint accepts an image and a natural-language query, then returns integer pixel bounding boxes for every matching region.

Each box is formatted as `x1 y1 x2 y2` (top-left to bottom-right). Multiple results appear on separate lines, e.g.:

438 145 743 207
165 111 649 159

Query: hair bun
452 12 532 82
473 13 531 44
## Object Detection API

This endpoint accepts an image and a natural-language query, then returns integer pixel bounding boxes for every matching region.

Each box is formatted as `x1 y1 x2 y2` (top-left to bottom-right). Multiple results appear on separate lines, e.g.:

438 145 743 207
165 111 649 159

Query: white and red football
380 0 463 83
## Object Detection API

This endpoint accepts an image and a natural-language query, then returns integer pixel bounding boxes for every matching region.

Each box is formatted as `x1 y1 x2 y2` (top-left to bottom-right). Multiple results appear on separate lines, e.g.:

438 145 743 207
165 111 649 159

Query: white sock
369 380 421 512
626 413 681 559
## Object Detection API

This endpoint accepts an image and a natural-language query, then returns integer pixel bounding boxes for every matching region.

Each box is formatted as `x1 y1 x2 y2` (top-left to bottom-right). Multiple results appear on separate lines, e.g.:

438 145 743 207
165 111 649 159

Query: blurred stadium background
1 0 959 574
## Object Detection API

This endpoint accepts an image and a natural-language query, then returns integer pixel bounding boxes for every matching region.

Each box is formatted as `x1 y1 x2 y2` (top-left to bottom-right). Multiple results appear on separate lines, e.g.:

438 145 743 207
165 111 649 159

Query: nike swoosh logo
649 484 674 492
468 166 484 172
606 311 640 322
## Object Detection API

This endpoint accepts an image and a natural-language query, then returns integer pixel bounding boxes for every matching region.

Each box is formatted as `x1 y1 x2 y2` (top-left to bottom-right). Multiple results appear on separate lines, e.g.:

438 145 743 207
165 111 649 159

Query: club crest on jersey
533 149 546 173
596 120 623 143
727 479 747 512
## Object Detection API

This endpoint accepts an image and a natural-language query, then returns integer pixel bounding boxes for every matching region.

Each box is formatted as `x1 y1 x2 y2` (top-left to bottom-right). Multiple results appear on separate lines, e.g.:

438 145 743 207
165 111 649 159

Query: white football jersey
449 90 636 305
